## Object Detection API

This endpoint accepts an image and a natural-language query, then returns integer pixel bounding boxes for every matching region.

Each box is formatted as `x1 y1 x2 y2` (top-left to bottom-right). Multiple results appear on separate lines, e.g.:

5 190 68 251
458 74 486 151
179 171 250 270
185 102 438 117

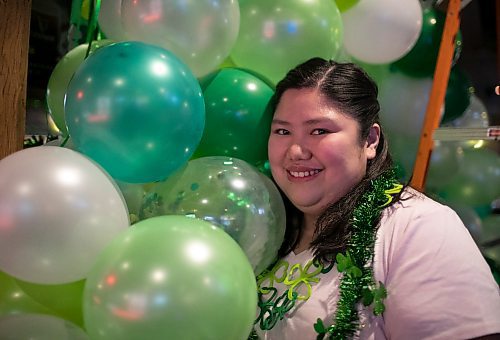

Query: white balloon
0 314 89 340
448 94 490 149
120 0 240 76
378 71 436 138
98 0 127 41
451 94 489 128
0 147 130 284
342 0 423 63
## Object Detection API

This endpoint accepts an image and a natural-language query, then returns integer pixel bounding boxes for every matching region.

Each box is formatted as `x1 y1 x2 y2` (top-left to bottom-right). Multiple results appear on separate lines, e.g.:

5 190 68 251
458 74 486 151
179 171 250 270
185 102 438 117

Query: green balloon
15 279 85 327
393 9 462 78
231 0 343 84
335 0 360 12
0 271 54 317
46 40 114 135
442 67 472 123
194 68 274 165
436 148 500 207
84 215 257 340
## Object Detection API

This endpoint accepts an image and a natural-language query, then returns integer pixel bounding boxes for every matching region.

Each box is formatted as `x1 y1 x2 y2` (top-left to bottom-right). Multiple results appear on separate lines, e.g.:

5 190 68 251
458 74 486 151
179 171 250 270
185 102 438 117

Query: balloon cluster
2 0 498 337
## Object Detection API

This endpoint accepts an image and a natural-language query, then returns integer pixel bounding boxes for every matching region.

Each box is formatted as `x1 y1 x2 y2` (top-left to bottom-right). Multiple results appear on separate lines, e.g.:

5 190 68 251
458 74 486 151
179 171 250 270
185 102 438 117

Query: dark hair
272 57 397 262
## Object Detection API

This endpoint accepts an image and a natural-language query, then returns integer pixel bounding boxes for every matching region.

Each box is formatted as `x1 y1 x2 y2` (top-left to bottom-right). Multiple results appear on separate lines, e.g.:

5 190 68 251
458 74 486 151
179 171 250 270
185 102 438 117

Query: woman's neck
294 214 317 254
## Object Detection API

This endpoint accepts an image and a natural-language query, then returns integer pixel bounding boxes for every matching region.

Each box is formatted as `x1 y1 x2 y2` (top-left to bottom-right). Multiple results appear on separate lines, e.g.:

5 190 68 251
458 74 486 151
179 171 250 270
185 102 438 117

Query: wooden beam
0 1 32 159
410 0 461 191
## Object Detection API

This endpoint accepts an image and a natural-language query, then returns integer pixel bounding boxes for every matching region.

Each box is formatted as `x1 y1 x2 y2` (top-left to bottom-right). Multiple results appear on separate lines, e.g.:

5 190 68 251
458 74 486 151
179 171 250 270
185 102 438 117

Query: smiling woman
255 58 500 340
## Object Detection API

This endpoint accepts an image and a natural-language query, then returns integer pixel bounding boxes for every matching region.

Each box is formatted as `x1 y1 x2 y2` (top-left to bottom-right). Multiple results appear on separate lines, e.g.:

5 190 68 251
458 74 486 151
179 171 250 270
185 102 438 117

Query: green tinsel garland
315 170 402 340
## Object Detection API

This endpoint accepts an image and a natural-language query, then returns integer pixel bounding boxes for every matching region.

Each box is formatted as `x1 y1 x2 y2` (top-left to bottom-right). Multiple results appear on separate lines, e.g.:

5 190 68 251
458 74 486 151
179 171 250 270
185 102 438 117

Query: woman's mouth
287 169 322 178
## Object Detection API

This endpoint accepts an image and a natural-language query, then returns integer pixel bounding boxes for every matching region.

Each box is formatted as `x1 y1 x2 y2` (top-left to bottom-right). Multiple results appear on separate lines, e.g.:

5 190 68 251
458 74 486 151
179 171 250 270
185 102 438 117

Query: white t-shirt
255 188 500 339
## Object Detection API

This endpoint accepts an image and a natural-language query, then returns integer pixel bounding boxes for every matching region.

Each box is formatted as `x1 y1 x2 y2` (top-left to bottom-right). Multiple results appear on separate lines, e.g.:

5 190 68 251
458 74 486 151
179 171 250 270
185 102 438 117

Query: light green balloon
0 271 54 317
139 157 286 275
15 279 85 327
335 0 360 12
84 215 257 340
231 0 343 84
436 148 500 207
46 40 114 135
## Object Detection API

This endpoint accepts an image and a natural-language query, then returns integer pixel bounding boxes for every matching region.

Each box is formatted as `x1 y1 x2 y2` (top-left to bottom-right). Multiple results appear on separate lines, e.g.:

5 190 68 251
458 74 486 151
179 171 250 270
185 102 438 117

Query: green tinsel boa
315 169 402 339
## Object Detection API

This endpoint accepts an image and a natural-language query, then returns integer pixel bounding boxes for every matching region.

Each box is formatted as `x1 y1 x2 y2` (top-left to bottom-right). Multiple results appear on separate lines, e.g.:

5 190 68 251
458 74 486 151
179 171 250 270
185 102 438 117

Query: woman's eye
311 128 328 135
274 128 290 135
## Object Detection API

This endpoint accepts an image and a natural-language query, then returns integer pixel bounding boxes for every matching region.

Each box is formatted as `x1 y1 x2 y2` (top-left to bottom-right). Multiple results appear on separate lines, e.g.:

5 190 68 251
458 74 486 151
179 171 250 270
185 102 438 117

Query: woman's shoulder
380 186 460 233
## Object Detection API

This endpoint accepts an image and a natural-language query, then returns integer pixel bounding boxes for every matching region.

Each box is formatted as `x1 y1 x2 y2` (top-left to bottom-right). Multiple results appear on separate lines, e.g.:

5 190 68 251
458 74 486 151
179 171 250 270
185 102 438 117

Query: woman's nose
287 143 312 161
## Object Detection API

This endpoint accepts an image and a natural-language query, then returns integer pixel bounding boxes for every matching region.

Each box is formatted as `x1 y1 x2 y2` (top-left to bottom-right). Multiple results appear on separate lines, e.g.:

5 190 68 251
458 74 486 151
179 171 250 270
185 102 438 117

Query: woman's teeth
289 169 320 178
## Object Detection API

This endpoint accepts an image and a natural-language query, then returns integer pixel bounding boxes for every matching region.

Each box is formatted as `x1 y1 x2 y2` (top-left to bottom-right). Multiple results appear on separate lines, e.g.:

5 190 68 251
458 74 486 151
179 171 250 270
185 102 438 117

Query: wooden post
0 1 32 159
410 0 461 191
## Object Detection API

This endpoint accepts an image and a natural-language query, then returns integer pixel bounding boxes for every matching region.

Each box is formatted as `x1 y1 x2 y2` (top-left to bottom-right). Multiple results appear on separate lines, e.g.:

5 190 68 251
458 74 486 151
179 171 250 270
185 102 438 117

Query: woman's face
268 88 379 218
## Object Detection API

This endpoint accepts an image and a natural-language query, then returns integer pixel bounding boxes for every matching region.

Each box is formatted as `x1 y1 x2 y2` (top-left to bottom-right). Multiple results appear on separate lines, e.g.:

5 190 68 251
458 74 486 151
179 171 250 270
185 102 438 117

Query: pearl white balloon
0 314 89 340
98 0 127 41
378 71 436 138
0 147 130 284
342 0 423 64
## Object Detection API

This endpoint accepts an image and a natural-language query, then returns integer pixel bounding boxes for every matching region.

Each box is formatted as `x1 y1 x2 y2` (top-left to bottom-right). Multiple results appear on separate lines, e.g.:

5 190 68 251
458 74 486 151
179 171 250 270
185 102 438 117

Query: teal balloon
84 215 257 340
139 157 286 275
442 67 472 124
194 68 274 165
393 9 462 78
65 41 205 183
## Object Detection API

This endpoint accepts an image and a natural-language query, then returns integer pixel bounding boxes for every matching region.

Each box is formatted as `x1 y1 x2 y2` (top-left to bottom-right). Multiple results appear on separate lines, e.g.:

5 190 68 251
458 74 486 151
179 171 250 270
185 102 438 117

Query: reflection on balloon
65 41 205 183
0 314 89 340
341 0 422 64
194 68 274 165
84 215 257 340
231 0 343 84
139 157 286 275
120 0 240 76
0 147 130 284
46 40 114 135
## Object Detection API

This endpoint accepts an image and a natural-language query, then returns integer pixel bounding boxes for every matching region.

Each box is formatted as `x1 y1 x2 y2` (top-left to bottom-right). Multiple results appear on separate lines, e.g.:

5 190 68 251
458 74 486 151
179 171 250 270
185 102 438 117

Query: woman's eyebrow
271 118 332 125
271 119 290 125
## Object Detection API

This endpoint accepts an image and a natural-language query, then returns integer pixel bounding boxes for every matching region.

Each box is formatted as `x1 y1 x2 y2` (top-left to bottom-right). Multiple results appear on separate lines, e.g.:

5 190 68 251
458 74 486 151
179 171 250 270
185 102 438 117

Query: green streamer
84 0 102 58
316 170 402 339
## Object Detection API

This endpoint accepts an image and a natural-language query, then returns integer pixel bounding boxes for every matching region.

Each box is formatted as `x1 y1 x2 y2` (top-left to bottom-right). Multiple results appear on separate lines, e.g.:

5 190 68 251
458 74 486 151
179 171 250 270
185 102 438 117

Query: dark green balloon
194 68 275 165
393 9 462 78
442 67 472 123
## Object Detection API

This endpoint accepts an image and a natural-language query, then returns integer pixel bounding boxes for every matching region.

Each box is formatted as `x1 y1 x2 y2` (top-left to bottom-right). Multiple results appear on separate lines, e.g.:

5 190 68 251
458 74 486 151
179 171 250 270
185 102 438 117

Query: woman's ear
365 123 380 160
